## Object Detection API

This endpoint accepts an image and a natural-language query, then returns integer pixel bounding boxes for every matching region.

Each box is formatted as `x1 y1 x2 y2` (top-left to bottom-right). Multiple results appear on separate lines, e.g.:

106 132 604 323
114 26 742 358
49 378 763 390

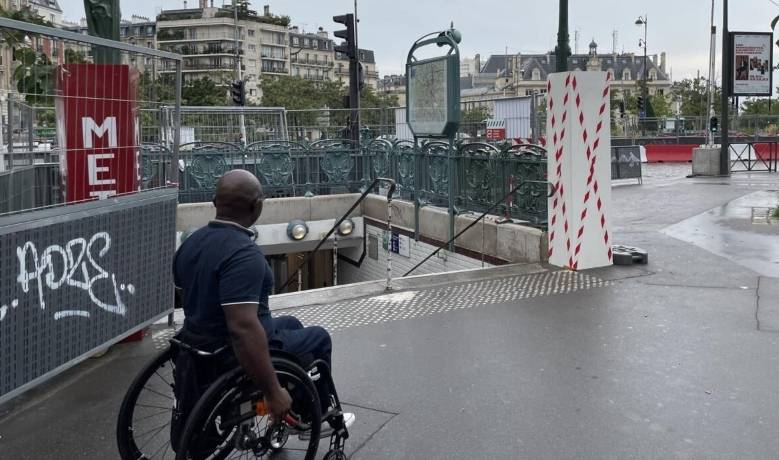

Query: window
249 89 256 96
248 29 255 37
312 40 318 49
607 68 614 80
292 37 299 46
147 26 154 35
304 38 310 47
622 69 631 81
658 89 664 96
531 69 541 81
649 69 657 81
147 41 152 48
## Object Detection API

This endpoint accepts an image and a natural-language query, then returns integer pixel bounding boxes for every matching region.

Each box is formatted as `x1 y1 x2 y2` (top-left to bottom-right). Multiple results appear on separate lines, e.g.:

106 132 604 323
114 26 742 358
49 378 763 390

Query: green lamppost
555 0 571 72
83 0 121 64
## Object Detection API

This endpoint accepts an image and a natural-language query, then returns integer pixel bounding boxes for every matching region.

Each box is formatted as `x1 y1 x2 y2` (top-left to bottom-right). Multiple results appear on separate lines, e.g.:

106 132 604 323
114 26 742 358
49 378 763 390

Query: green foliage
649 93 671 118
460 106 490 137
0 6 55 106
672 77 722 117
182 77 228 106
261 75 341 110
774 206 779 219
741 96 779 116
65 49 87 64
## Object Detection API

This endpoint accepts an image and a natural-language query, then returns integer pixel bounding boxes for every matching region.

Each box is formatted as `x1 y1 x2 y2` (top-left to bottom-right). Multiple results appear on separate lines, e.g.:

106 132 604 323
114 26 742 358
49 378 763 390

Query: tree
741 95 779 116
182 77 228 106
672 77 722 117
1 6 54 106
459 106 490 137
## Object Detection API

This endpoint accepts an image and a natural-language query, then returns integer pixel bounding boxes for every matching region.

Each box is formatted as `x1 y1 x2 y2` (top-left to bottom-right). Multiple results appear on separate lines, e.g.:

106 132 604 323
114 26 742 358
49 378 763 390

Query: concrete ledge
177 194 362 232
362 194 546 264
269 262 548 310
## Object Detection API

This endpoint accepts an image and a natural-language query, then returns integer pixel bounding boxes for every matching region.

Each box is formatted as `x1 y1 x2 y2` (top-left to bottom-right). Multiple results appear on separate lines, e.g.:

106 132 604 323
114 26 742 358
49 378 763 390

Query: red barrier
644 144 697 163
754 143 777 161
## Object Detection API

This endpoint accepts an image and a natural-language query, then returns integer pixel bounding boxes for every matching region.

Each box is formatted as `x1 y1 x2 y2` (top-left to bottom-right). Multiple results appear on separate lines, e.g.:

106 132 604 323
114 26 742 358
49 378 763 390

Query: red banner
56 64 139 202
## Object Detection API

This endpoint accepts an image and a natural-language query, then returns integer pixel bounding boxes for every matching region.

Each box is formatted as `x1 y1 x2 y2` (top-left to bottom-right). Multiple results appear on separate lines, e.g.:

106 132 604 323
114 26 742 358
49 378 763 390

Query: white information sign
731 33 773 96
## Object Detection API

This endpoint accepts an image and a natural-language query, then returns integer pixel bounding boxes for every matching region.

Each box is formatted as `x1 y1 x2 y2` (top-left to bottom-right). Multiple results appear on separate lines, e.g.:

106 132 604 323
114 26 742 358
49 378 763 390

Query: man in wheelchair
172 170 354 451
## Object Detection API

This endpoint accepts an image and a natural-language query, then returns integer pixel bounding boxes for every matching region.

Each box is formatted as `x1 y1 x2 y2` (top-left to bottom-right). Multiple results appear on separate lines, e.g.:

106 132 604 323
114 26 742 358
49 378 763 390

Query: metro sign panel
56 64 139 202
486 119 506 141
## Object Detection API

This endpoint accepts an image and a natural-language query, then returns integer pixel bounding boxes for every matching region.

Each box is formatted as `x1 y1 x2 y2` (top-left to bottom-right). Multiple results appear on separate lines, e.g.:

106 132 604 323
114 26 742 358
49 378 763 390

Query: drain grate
286 271 610 332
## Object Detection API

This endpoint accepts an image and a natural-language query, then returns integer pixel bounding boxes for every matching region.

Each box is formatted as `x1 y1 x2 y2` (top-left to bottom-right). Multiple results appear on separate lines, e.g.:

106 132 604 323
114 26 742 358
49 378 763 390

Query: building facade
335 48 379 90
475 41 672 100
288 27 334 82
63 15 157 73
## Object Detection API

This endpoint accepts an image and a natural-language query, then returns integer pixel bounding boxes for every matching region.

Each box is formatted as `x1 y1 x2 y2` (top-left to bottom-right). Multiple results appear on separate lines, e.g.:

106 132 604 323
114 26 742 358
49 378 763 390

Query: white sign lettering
81 116 117 149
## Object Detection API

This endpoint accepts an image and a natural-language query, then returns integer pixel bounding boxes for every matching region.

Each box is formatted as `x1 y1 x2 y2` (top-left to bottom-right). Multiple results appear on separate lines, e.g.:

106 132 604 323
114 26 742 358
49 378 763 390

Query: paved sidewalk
1 166 778 459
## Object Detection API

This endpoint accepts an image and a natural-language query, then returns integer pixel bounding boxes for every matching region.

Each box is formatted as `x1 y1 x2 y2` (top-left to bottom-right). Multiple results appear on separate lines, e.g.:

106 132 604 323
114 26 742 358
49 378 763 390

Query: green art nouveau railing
140 139 548 227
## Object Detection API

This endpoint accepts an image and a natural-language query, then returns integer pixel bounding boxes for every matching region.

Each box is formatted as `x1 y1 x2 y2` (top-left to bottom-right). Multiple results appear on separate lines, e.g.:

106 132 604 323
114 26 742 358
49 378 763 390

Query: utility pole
706 0 717 147
234 0 247 146
354 0 361 143
720 0 730 175
556 0 571 72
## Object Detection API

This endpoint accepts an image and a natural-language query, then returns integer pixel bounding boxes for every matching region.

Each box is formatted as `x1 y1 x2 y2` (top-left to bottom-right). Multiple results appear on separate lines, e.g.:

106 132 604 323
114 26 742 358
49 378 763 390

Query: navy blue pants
268 316 333 411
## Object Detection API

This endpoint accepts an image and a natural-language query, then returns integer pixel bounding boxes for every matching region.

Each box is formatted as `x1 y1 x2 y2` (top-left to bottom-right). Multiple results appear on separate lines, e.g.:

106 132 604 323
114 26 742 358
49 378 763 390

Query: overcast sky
60 0 778 82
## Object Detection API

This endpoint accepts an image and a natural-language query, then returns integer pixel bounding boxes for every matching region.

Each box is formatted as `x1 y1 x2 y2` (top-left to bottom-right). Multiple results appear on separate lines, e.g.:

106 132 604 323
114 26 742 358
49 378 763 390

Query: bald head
213 170 264 226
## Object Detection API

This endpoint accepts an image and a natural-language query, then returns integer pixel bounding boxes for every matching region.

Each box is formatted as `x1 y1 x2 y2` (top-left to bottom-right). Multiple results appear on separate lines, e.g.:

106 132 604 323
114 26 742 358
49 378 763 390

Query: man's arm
224 304 291 420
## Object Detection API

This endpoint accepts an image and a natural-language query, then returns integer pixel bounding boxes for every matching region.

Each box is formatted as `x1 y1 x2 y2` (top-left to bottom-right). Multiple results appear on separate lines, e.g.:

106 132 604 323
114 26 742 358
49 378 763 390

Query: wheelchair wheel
175 357 322 460
117 347 177 460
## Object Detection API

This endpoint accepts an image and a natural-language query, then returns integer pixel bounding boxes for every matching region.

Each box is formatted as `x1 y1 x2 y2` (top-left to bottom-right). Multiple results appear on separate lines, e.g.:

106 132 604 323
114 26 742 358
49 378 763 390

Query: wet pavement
1 165 779 459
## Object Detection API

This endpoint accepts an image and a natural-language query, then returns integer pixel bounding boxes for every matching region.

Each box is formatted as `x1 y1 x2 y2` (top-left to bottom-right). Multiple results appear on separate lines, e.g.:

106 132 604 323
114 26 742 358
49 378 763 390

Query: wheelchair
116 335 349 460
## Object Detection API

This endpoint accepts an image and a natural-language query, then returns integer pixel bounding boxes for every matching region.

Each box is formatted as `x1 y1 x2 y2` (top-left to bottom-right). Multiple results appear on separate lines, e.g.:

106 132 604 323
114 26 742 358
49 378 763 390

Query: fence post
172 61 182 186
7 93 13 165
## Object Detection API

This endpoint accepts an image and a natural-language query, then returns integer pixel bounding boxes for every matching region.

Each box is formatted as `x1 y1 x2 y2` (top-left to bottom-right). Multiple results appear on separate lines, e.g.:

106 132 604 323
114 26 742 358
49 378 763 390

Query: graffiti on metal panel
0 232 134 323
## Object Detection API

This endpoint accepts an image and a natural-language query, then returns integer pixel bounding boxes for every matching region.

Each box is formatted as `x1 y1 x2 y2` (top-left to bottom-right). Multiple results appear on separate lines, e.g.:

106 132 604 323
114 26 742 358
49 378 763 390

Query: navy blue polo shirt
173 220 274 338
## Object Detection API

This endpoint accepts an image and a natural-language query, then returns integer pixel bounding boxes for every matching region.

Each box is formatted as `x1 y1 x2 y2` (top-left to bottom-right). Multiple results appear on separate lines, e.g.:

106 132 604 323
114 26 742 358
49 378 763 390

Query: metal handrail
403 179 550 277
278 177 397 292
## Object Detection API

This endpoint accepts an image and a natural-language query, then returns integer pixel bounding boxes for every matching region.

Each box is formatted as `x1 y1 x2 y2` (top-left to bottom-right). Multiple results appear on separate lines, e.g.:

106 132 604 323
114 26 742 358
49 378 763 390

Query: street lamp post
635 15 648 119
556 0 571 72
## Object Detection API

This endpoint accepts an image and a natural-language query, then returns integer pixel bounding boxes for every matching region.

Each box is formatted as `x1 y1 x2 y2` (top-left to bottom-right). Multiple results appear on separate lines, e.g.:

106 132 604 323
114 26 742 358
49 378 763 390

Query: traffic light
333 14 356 59
231 80 245 106
619 101 626 118
710 116 719 133
358 62 365 91
637 96 644 112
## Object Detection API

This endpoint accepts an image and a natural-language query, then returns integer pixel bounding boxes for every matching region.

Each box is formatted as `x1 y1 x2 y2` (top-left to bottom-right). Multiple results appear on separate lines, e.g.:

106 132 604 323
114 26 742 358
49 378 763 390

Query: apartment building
288 27 334 82
335 48 379 90
154 4 290 103
63 15 157 73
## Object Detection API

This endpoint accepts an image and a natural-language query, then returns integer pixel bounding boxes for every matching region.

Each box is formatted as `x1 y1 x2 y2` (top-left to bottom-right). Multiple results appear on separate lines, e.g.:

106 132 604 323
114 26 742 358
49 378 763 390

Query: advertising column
56 64 139 202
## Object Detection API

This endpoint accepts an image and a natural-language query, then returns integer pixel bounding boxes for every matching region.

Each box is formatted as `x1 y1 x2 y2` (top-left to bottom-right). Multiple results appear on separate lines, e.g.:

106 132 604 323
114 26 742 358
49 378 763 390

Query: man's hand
264 387 292 423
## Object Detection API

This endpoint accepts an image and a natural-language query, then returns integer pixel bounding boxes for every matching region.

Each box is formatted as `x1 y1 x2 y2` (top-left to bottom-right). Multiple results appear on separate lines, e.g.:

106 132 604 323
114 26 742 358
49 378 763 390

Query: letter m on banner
82 117 118 149
56 64 139 202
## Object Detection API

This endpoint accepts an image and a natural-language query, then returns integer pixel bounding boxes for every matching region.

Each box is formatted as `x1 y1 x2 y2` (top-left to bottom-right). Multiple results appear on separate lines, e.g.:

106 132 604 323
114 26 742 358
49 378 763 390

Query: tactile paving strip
285 271 610 332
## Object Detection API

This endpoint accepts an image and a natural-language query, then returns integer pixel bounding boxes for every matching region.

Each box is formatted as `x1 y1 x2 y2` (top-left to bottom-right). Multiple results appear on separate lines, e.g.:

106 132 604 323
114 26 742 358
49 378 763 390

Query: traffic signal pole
720 0 730 175
333 13 360 144
234 0 247 147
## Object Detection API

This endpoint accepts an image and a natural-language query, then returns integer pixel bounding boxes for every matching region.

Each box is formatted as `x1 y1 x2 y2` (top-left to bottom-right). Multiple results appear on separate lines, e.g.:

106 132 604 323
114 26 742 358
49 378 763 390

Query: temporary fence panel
0 188 177 404
394 107 414 141
493 97 532 140
0 17 182 210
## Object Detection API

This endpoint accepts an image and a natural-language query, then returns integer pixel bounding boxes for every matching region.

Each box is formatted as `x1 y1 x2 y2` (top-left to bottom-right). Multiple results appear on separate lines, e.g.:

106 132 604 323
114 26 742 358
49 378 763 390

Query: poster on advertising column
730 32 773 96
55 64 139 202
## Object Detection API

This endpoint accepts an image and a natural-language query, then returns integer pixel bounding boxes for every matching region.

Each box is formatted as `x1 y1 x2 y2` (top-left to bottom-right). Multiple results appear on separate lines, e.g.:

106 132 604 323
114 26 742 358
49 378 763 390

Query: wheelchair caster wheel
268 424 290 451
324 449 347 460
